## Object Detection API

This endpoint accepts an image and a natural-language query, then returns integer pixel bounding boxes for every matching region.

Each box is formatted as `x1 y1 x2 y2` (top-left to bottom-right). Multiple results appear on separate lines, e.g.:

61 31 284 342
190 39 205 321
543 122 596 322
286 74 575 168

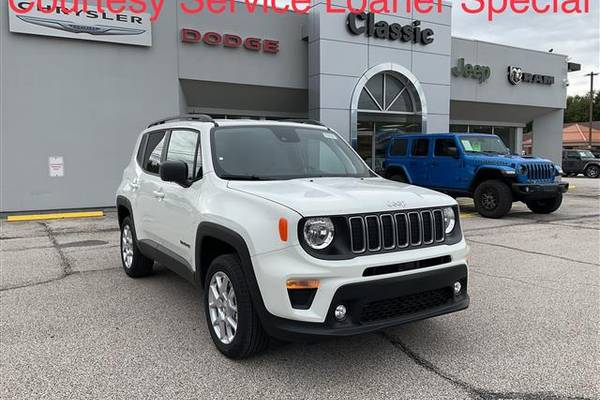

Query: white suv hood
227 177 455 216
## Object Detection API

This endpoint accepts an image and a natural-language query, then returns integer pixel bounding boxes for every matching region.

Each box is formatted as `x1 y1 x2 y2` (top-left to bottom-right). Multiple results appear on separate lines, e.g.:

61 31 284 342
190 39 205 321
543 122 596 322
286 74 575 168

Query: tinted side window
143 131 166 174
165 130 199 180
412 139 430 156
390 139 407 156
435 139 458 157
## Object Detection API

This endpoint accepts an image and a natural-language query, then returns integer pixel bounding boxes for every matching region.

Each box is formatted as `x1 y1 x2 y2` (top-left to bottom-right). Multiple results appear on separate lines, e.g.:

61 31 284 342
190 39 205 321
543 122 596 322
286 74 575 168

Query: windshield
459 135 510 155
577 150 594 158
211 126 374 180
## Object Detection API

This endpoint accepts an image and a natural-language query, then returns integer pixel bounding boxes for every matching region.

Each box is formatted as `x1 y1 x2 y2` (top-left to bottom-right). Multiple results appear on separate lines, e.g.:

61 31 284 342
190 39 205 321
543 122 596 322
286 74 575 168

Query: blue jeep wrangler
383 133 569 218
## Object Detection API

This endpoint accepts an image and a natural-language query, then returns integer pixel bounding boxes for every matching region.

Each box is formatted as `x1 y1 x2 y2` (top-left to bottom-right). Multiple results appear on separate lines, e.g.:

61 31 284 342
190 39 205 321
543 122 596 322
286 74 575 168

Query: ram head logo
508 66 523 85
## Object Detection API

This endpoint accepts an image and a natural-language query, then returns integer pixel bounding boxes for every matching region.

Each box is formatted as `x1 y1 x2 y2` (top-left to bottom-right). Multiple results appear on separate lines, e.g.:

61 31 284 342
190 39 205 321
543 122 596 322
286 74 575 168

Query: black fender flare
195 222 273 327
385 165 411 183
116 195 133 228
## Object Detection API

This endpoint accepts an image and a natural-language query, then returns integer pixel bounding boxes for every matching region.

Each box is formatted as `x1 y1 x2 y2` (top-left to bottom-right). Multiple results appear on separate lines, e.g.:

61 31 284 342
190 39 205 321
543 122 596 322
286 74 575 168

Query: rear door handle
130 178 140 190
153 190 165 199
431 161 439 166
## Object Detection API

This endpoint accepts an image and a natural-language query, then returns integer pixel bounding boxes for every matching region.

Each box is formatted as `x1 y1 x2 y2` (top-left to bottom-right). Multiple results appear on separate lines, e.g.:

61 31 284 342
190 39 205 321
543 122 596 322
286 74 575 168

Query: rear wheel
526 193 563 214
473 180 513 218
120 216 153 278
584 164 600 178
204 254 268 359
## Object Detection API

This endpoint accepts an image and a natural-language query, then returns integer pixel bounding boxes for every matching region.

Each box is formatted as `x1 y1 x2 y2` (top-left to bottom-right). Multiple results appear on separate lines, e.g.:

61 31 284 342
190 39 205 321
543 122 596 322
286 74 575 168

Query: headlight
554 164 563 175
518 165 528 175
442 207 456 234
303 217 334 249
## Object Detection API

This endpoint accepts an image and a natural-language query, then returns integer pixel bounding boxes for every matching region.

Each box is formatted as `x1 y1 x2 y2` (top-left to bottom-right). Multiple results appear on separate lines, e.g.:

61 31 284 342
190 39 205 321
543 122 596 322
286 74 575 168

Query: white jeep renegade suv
116 115 469 358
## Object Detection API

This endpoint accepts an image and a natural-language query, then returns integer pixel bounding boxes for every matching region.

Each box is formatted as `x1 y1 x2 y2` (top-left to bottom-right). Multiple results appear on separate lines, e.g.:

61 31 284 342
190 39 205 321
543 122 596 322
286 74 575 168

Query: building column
532 109 564 164
514 127 523 155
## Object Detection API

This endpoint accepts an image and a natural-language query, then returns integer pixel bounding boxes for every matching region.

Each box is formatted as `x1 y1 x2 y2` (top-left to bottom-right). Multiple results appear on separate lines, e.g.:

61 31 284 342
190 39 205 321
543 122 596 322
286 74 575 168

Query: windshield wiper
220 174 270 181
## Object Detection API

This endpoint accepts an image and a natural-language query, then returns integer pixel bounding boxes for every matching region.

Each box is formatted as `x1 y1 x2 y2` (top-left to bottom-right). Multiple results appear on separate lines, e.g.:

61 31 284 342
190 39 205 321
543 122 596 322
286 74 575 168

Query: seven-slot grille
524 163 554 181
348 209 445 254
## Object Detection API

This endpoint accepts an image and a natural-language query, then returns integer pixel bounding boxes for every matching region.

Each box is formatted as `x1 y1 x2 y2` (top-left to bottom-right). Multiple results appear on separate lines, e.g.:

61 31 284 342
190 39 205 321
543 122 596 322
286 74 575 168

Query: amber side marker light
286 280 320 290
279 218 288 242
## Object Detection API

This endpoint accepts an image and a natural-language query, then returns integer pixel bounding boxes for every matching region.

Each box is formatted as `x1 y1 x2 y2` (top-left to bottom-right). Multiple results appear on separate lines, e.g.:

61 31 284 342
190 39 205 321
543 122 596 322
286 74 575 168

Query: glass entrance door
357 115 422 173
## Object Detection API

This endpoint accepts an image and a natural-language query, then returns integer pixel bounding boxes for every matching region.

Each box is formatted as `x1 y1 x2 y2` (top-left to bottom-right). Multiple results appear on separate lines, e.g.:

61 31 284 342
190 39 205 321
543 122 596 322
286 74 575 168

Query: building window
358 72 419 114
356 71 423 172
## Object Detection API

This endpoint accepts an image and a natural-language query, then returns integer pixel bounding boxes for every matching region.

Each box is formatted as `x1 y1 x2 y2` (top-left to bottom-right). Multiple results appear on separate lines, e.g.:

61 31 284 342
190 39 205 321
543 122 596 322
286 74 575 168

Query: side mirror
160 160 188 185
448 147 460 158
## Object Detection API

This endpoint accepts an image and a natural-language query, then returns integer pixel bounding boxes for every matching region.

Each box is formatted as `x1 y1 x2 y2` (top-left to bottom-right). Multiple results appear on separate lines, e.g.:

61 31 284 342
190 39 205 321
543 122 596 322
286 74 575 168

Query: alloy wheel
481 191 498 210
121 225 134 269
208 271 238 344
588 166 599 178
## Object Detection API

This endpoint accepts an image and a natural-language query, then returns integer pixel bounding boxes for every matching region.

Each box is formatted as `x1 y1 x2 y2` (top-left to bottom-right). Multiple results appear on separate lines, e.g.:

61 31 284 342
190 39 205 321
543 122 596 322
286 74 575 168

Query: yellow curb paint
7 211 104 222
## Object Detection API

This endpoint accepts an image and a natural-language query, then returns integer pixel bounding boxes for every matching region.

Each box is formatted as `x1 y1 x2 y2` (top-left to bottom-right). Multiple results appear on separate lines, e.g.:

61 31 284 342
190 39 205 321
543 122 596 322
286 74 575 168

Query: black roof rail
147 114 217 128
284 119 327 127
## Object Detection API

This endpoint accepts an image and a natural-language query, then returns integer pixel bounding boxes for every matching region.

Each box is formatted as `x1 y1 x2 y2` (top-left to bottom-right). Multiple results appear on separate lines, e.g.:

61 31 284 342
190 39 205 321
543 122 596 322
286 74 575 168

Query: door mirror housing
448 147 460 158
160 161 189 185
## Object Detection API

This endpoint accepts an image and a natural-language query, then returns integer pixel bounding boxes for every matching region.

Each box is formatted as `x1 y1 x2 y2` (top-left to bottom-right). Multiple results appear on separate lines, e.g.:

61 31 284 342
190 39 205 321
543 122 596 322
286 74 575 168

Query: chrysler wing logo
17 15 146 36
508 66 523 85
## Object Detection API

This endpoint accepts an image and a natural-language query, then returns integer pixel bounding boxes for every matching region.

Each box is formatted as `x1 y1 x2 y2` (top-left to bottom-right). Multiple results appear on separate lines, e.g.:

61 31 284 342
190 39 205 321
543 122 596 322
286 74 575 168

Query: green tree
565 91 599 123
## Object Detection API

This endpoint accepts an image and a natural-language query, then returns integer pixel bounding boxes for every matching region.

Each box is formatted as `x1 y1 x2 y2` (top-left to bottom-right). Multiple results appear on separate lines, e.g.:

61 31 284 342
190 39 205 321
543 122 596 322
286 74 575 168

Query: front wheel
584 164 600 178
526 193 563 214
473 180 513 218
120 216 153 278
204 254 269 359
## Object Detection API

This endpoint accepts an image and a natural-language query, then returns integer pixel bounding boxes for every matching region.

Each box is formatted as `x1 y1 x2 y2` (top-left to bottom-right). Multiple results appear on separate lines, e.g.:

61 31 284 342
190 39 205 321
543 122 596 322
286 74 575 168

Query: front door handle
153 190 165 199
431 161 439 167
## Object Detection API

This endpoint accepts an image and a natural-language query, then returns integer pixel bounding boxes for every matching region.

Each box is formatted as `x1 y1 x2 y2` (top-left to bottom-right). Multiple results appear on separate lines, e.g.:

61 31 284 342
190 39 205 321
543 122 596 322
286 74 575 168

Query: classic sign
8 0 152 46
508 66 554 85
451 58 491 83
346 12 434 45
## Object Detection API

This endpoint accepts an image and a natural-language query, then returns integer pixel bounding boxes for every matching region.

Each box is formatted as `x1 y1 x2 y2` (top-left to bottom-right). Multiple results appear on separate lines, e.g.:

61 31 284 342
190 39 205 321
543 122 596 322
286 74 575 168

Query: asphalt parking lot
1 177 599 400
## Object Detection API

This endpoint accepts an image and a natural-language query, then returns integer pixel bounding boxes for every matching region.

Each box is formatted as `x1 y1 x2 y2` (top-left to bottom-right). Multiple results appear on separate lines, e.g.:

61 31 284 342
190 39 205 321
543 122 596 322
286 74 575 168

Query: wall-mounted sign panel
8 0 152 46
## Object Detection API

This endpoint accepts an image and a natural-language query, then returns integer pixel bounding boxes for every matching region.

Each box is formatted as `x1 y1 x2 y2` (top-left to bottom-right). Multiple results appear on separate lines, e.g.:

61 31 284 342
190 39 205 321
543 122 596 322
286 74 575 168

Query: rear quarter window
390 139 407 156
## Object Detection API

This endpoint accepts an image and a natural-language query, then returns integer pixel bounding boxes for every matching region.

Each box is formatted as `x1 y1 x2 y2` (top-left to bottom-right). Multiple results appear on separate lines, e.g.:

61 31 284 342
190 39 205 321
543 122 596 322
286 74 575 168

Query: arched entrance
350 63 427 173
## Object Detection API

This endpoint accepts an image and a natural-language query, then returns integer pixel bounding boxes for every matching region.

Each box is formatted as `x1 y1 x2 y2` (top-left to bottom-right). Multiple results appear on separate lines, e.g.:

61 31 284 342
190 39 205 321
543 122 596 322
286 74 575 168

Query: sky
450 0 600 96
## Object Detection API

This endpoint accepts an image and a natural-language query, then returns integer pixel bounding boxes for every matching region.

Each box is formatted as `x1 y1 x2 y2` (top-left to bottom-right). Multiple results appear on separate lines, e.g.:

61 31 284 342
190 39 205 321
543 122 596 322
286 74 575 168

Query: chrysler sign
8 0 152 46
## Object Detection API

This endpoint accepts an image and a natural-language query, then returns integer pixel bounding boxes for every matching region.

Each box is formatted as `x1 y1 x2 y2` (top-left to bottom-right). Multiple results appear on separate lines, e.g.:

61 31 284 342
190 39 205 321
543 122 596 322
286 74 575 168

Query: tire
526 192 563 214
119 216 153 278
584 164 600 178
204 254 268 359
473 180 513 218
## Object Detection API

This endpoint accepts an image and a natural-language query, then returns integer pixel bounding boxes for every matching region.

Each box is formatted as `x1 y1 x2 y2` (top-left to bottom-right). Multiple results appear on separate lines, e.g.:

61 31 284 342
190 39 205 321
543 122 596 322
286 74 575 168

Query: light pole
584 72 598 149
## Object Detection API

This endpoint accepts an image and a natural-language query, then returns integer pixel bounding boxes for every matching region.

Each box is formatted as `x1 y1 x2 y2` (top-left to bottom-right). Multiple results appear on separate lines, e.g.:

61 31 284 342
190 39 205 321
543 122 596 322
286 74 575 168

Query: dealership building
1 1 571 212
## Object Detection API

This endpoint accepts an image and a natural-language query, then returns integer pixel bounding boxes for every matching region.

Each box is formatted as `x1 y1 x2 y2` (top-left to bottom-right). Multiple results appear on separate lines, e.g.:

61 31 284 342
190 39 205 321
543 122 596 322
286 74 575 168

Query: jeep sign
452 58 491 83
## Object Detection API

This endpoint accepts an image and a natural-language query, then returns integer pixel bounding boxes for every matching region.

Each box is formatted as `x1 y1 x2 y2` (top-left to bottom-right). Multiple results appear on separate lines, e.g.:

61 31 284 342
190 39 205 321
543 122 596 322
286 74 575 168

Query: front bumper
259 264 469 341
512 182 569 199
